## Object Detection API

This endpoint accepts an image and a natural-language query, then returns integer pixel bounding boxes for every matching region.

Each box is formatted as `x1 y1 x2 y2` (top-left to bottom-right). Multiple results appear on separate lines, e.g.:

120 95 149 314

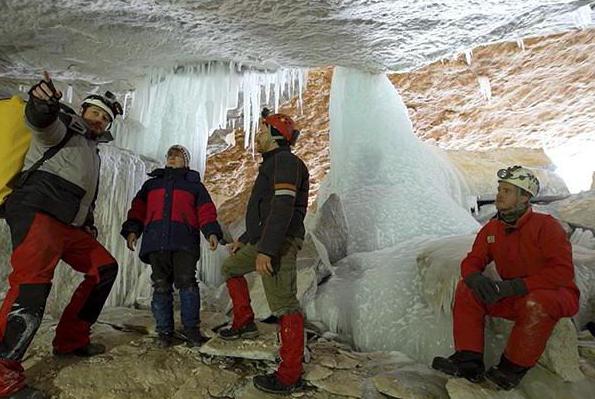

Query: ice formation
112 63 306 174
546 135 595 193
306 67 480 362
316 67 479 255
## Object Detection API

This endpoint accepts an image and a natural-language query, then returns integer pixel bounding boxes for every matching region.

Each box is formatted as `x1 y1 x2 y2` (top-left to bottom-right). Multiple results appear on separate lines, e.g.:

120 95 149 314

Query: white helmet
81 91 123 122
497 165 540 197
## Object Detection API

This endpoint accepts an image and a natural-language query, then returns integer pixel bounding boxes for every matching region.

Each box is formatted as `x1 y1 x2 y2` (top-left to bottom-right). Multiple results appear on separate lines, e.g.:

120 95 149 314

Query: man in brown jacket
218 109 309 394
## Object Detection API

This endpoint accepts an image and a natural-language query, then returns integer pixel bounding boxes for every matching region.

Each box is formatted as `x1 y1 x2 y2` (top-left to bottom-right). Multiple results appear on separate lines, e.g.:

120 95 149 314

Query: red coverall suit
454 208 579 367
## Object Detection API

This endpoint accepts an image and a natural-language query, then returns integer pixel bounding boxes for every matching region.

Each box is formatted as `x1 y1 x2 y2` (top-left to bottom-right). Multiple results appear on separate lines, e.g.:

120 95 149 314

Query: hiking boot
253 373 304 395
485 356 529 390
180 328 210 347
155 332 174 348
218 322 259 341
53 342 106 357
432 351 485 383
5 386 47 399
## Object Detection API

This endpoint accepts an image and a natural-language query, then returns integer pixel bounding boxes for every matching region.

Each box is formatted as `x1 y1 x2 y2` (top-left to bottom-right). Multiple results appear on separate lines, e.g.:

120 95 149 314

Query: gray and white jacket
9 97 113 227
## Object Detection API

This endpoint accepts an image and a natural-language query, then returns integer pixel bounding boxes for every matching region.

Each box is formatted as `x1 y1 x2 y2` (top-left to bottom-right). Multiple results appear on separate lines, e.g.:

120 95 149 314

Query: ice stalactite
477 76 492 102
112 62 306 175
464 49 473 66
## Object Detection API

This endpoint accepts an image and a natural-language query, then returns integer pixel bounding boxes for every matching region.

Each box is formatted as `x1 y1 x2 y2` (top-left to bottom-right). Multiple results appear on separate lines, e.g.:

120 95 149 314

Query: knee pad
0 283 51 361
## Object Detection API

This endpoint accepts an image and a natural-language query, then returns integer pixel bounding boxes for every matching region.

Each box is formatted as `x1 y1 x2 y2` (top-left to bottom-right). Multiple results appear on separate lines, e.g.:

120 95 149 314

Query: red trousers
453 281 579 367
0 212 117 395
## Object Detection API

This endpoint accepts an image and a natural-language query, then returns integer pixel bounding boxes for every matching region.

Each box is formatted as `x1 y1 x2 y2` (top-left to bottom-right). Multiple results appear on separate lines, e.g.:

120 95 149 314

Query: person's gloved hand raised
464 272 499 305
29 71 62 103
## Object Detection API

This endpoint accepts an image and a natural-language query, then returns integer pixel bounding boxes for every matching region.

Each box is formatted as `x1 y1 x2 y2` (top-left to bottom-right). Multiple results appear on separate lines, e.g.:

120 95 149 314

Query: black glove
464 272 499 305
28 78 62 104
494 279 528 300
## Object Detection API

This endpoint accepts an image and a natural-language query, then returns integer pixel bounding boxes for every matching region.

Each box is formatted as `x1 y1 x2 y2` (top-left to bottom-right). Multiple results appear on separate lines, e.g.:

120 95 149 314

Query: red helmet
263 113 299 145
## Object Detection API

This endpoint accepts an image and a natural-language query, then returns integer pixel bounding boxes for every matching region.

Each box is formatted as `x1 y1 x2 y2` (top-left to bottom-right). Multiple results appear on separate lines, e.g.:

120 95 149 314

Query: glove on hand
464 272 499 305
494 279 528 300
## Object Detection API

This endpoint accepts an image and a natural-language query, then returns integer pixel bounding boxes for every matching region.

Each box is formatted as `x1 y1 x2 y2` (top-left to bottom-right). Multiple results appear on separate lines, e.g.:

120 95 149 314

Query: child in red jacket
121 145 222 347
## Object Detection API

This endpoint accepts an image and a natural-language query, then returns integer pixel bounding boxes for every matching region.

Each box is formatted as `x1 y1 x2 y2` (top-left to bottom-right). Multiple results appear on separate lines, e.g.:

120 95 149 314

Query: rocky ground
21 305 595 399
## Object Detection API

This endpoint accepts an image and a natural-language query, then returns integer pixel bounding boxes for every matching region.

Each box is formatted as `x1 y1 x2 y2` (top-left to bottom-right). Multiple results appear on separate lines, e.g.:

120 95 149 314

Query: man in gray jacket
0 73 122 398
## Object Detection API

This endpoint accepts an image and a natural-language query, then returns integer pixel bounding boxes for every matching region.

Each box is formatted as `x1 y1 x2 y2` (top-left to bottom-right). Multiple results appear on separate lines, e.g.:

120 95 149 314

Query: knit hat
167 145 191 167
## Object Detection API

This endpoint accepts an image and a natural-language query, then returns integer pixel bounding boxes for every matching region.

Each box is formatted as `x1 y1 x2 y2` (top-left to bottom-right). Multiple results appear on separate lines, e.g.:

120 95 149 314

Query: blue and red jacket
121 167 223 263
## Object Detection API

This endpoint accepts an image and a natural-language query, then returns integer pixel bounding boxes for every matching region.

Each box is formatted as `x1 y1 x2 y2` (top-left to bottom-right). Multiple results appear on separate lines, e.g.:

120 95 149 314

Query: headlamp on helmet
497 165 540 197
81 91 123 122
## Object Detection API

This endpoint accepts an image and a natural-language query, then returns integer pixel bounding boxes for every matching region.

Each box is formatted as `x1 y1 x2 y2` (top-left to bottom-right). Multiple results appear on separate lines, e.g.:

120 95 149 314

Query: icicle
516 38 525 51
65 85 74 103
113 62 306 171
477 76 491 102
464 49 473 66
298 69 306 114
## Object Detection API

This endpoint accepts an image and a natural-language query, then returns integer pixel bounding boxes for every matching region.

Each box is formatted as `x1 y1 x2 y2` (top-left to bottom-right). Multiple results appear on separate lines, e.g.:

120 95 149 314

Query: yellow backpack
0 96 31 206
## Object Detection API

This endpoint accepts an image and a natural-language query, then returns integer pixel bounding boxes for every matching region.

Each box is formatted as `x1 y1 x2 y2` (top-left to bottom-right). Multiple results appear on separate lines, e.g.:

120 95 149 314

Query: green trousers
222 238 302 316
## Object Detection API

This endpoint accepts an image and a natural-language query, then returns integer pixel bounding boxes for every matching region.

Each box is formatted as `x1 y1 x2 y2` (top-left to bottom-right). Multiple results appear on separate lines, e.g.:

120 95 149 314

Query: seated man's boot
432 351 485 383
218 322 259 340
53 342 106 357
485 355 530 390
253 373 304 395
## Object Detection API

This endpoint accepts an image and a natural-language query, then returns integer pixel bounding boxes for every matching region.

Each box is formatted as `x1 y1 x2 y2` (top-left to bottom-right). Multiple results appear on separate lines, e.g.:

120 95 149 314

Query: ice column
308 68 481 362
319 67 478 254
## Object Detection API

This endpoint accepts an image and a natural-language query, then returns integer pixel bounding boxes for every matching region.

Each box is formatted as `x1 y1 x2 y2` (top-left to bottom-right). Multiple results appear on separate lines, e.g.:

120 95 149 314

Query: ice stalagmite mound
318 67 479 254
308 67 481 363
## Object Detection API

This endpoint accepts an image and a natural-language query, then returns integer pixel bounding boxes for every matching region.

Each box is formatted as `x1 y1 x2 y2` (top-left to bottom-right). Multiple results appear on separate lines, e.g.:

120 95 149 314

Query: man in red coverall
432 166 579 390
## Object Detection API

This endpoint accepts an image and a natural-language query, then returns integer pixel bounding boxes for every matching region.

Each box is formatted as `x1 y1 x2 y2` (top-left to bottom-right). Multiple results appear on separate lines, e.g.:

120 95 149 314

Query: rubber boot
432 351 485 383
485 355 530 390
